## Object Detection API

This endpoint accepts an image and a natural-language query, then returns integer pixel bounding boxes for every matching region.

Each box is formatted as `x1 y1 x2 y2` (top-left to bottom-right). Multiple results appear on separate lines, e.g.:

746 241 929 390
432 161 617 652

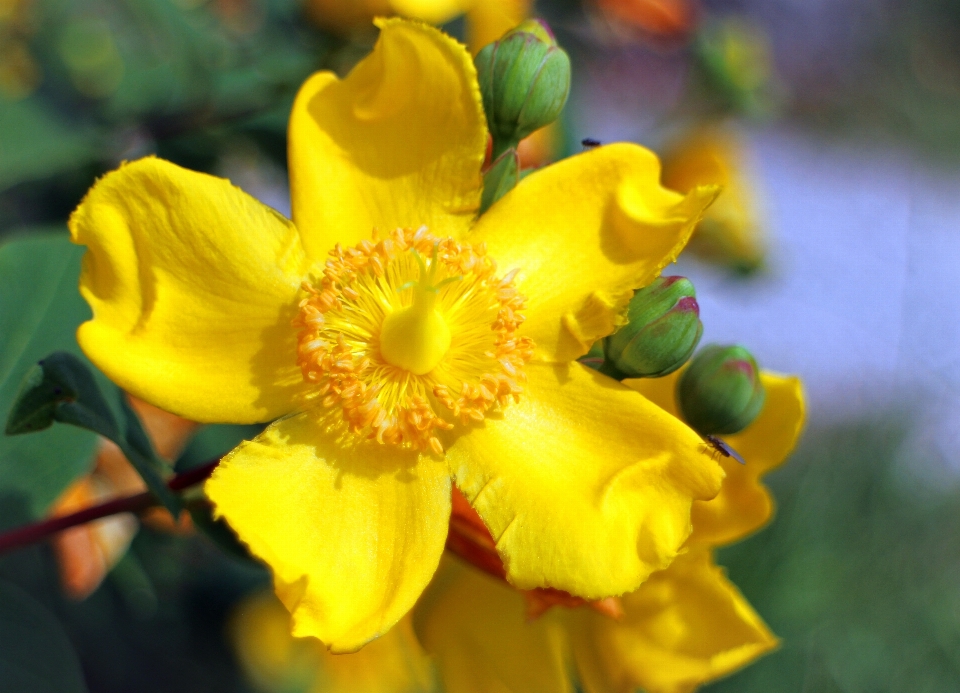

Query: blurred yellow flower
661 127 765 273
231 370 804 692
231 591 434 693
305 0 529 53
70 18 722 652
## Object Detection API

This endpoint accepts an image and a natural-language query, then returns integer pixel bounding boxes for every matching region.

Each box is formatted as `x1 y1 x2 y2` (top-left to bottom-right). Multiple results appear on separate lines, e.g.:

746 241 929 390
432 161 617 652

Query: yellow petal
69 156 309 424
288 18 488 257
465 0 531 53
444 362 724 599
414 558 573 693
230 590 434 693
625 371 805 547
206 410 451 652
570 550 777 693
471 144 718 363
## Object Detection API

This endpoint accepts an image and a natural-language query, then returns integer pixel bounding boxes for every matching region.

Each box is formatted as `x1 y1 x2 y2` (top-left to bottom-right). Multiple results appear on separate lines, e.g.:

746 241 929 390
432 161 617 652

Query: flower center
294 227 534 455
378 245 454 375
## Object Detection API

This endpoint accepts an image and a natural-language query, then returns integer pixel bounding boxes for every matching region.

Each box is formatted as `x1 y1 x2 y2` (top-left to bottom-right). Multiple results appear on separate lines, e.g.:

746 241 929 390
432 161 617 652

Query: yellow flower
305 0 530 53
230 591 434 693
230 371 805 692
69 19 722 652
661 126 765 273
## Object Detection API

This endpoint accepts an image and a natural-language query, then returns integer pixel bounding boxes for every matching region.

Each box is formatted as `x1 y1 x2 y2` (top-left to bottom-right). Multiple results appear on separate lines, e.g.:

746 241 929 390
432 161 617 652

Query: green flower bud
580 339 606 371
475 19 571 156
603 276 703 379
677 344 766 435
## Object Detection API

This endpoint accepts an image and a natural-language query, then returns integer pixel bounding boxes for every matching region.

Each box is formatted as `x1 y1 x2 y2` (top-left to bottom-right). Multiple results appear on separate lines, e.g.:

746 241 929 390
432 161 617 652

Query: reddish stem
0 458 221 555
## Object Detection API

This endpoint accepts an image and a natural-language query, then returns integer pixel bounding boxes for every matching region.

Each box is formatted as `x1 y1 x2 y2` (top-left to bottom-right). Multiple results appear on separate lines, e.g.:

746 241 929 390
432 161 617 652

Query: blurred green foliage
0 232 100 521
762 0 960 159
0 0 340 232
0 579 87 693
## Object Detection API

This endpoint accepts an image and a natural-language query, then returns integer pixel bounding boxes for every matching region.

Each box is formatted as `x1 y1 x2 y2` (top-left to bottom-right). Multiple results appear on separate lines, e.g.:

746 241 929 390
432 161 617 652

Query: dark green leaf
2 367 62 435
115 394 181 516
0 233 99 519
117 392 154 464
7 349 181 516
7 352 117 439
0 580 88 693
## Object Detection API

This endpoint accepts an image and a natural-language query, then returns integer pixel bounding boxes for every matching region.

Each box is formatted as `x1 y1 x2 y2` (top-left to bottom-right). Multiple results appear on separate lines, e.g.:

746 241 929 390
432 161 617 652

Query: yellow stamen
292 227 534 454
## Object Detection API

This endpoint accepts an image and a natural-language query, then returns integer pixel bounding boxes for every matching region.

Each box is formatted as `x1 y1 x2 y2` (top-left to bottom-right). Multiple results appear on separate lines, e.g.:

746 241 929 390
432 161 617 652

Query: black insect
702 435 746 465
581 137 602 150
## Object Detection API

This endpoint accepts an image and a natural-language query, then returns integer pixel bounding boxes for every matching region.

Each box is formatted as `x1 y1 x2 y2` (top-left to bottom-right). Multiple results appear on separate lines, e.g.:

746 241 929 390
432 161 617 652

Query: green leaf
0 97 100 192
2 366 63 435
115 394 181 516
6 351 181 517
0 580 88 693
0 233 99 520
7 352 117 438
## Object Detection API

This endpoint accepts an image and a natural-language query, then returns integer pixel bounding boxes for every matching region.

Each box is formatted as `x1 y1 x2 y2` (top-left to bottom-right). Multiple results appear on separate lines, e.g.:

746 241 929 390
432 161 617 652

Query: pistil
379 247 454 375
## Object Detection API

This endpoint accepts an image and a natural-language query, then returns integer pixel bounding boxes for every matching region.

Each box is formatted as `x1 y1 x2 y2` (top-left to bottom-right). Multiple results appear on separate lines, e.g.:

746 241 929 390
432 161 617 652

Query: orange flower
594 0 697 39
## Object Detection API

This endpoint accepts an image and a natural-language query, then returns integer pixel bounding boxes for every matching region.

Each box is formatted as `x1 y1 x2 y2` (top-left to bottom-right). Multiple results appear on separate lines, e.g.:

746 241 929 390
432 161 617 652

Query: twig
0 458 221 555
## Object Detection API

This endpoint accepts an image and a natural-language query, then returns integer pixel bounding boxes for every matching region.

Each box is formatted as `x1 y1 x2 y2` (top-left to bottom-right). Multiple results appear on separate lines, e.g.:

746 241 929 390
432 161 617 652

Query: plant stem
0 458 221 555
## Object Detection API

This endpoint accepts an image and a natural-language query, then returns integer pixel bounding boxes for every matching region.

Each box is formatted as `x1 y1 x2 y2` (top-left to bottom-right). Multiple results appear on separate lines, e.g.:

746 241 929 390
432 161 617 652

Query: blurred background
2 0 960 691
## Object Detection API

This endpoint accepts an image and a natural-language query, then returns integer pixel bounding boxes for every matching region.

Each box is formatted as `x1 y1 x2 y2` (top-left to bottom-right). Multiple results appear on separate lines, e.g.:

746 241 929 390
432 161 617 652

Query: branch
0 458 221 555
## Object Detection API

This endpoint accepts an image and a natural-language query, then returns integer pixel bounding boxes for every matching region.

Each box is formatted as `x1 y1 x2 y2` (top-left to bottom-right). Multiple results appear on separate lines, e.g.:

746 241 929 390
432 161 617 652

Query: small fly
581 137 602 150
702 435 746 465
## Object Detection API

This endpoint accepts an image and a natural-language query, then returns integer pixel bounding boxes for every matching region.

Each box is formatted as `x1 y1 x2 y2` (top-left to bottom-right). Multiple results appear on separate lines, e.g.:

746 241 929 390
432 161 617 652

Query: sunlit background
2 0 960 691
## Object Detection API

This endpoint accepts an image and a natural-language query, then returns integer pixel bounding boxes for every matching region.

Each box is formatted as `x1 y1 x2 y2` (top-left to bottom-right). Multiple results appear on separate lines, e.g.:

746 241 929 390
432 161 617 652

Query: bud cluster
583 277 766 437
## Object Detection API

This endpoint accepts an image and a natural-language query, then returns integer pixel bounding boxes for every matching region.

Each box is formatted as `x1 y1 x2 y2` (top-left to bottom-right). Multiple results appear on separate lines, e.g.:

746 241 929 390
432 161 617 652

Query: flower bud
694 17 778 118
677 344 765 435
475 20 571 155
604 276 703 379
